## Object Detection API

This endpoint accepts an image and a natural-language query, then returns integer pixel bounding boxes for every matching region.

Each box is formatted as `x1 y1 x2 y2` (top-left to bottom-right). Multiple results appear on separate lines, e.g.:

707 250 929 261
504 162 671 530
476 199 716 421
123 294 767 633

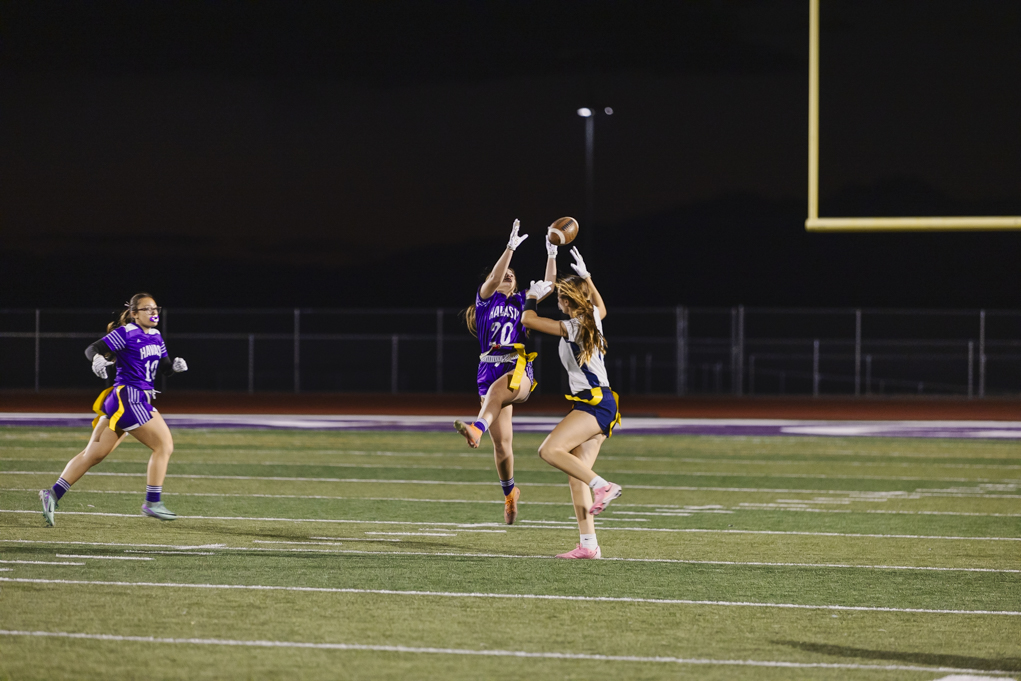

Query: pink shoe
556 544 602 559
588 482 622 516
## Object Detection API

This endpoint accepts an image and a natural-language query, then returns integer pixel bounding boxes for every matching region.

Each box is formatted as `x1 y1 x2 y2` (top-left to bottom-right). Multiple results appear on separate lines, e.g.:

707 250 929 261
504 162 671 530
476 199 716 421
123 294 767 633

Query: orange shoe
503 487 520 525
453 420 482 449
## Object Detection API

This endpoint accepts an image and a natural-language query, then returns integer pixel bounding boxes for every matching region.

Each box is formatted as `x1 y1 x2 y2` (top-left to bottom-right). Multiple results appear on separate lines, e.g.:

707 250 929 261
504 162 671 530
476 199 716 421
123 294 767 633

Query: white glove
92 354 114 379
172 357 188 373
570 246 591 279
526 279 553 300
507 219 528 251
545 232 558 258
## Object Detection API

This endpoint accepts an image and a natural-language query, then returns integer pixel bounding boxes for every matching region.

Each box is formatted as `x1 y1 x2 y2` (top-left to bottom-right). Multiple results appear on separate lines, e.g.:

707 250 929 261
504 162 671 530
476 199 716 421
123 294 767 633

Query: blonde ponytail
556 276 607 365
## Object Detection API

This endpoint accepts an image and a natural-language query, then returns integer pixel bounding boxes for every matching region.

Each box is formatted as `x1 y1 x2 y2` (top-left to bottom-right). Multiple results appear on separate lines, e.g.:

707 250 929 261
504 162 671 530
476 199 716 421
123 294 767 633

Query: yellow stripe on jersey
107 386 127 432
91 387 114 429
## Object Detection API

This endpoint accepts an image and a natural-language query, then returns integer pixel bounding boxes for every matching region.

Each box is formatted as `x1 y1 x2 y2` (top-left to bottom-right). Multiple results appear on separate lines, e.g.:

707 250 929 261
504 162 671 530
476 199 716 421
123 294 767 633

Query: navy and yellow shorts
566 387 621 437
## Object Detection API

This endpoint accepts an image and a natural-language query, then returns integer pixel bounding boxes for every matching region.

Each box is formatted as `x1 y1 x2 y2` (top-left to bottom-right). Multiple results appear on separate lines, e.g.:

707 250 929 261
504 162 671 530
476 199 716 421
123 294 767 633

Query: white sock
579 533 598 550
589 475 608 490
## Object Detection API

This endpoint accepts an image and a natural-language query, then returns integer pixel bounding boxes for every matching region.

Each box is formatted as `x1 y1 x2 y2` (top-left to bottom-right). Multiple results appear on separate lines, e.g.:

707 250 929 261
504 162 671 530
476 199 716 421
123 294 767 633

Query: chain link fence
2 306 1020 397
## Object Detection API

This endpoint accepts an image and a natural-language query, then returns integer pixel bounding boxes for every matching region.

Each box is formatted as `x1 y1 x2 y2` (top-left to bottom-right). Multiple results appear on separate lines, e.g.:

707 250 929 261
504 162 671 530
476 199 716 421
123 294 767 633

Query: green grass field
1 426 1019 680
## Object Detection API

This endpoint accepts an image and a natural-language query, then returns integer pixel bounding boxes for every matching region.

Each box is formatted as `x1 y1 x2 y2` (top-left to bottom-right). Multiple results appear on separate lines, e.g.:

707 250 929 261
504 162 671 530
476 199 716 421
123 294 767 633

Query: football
547 217 579 246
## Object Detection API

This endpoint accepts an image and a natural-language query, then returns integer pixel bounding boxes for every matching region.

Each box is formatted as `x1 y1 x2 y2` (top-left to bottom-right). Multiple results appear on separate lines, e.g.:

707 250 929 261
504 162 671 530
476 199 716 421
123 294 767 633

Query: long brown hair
118 292 155 328
557 275 607 365
462 268 516 338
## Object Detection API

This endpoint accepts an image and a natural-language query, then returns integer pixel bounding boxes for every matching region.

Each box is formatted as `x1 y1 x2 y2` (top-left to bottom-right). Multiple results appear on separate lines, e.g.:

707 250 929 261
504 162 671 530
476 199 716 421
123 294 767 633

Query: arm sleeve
84 339 113 361
158 356 176 377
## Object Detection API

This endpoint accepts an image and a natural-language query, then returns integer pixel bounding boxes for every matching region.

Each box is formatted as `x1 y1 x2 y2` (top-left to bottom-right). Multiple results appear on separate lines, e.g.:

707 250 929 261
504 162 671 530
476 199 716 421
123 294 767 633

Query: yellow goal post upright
805 0 1021 232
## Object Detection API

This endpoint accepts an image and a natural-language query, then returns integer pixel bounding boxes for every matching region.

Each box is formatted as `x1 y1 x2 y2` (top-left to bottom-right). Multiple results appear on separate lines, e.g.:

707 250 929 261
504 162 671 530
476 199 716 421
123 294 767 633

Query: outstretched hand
545 233 558 258
507 219 529 251
526 279 554 300
92 354 114 379
570 246 591 279
172 357 188 373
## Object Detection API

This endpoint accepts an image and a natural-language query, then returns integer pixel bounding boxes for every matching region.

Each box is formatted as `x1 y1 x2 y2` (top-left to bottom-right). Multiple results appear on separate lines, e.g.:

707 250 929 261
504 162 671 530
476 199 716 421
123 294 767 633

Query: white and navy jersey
100 323 168 391
558 314 609 395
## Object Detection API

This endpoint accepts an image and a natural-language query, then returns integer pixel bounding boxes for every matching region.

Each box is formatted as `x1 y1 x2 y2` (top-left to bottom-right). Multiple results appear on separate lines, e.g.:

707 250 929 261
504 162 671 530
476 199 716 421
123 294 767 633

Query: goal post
805 0 1021 233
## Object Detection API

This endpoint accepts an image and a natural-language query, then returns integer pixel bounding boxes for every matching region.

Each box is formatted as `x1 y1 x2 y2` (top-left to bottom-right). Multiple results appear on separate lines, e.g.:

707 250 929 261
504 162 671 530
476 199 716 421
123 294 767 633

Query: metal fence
2 306 1020 397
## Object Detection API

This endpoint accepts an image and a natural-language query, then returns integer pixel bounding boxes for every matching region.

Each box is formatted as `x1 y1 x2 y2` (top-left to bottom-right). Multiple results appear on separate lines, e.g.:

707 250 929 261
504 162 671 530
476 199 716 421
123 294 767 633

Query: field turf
1 426 1019 680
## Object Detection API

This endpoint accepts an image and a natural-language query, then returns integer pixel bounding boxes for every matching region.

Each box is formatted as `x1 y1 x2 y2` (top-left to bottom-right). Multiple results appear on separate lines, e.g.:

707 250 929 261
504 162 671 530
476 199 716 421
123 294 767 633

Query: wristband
524 299 537 312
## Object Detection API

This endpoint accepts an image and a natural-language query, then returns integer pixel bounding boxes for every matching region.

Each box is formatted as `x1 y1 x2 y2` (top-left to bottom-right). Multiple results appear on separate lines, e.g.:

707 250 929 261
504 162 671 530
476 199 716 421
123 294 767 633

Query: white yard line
56 554 153 561
0 559 85 566
6 487 1018 518
124 551 215 556
252 540 345 546
8 452 1021 470
3 509 1018 541
310 536 402 543
4 469 1018 485
0 578 1016 616
5 473 1021 499
0 630 1011 675
365 532 457 537
3 539 1016 573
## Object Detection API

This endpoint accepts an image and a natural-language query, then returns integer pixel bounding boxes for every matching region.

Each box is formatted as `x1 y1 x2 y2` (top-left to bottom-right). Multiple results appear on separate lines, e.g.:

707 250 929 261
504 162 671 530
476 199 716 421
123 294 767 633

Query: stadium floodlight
576 108 593 117
805 0 1021 232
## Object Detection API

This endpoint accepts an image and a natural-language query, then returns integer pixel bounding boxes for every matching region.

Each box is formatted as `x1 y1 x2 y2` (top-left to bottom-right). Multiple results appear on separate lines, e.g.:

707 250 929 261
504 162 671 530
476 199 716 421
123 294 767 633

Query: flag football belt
91 386 158 431
91 387 115 429
483 343 538 392
478 352 518 364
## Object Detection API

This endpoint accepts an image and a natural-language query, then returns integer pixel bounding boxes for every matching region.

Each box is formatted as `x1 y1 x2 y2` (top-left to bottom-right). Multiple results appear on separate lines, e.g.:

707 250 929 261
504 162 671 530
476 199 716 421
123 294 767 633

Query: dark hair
118 292 155 328
557 275 607 365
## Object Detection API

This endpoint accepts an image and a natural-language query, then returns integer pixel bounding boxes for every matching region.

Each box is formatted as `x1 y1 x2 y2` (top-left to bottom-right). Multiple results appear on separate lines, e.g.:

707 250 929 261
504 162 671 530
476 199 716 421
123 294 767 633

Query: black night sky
2 1 1020 309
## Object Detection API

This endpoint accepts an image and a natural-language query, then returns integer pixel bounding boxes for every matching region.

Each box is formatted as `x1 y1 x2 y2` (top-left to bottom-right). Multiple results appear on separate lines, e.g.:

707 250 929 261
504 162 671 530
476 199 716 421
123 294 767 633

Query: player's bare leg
558 435 604 558
538 410 621 515
489 404 521 523
455 373 531 448
130 412 177 520
58 419 125 486
40 418 125 526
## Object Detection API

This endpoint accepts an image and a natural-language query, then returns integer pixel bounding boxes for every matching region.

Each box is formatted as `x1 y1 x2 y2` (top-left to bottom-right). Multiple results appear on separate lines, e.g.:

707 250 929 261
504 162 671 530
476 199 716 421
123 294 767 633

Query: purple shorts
102 385 156 431
477 360 534 398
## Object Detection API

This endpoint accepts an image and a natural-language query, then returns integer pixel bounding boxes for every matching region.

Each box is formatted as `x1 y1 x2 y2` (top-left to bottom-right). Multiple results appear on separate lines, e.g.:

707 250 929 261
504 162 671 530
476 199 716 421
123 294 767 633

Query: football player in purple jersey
39 293 189 526
454 219 557 524
59 316 132 470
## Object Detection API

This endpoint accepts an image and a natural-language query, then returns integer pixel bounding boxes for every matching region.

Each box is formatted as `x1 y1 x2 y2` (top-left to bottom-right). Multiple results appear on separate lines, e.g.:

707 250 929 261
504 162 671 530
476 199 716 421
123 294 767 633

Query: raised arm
570 247 606 319
479 219 528 300
521 280 568 337
539 229 558 303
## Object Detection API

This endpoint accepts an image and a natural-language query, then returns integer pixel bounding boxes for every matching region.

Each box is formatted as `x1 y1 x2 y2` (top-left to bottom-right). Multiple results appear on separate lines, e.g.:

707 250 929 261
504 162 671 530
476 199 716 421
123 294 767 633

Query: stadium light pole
577 106 613 256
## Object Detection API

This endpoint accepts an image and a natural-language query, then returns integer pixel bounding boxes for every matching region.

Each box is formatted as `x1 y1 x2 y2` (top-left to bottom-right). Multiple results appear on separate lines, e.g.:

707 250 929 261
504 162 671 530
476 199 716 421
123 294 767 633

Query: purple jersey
475 287 528 353
101 323 168 391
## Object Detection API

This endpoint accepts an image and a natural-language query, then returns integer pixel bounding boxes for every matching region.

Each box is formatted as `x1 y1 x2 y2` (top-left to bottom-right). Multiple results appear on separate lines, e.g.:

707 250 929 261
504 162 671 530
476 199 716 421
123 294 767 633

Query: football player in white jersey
522 246 622 559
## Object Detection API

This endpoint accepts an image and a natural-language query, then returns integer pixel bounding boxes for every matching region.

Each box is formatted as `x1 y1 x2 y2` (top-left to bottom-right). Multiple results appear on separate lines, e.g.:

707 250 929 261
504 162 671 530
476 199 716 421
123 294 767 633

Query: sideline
3 412 1021 439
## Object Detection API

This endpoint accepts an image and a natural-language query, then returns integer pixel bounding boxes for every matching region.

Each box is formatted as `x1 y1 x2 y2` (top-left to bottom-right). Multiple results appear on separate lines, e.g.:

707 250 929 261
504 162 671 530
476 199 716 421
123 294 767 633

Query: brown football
548 217 579 246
